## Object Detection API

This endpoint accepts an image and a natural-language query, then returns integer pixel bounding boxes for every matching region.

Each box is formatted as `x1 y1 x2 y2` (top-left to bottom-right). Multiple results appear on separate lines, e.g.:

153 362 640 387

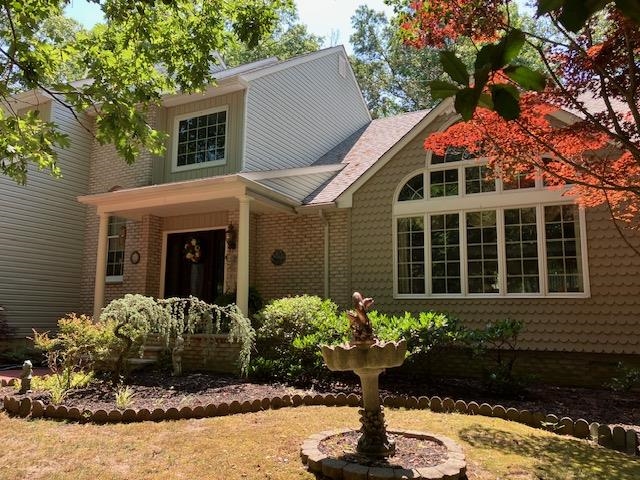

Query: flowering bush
184 237 202 263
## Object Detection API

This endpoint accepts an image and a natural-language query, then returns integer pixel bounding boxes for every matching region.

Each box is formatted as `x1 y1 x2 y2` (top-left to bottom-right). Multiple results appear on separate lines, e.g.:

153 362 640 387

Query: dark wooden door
164 229 225 304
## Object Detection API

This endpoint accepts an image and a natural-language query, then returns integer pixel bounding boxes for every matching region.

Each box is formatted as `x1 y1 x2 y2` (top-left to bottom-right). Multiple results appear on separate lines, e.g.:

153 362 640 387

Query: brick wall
148 334 241 374
79 108 161 315
254 212 325 301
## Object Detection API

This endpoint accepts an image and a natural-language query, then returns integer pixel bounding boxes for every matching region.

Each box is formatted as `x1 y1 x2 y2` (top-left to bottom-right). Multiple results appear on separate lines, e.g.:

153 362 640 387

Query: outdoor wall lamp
225 224 237 250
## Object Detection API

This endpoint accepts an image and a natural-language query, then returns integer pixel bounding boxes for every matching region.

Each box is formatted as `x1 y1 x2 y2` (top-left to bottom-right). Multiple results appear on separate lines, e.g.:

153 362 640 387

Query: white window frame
171 106 229 173
106 216 126 284
393 160 591 299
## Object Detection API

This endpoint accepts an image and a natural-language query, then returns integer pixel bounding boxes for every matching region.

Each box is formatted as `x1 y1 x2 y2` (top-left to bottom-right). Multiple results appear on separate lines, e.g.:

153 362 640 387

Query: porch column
236 195 251 315
93 213 110 320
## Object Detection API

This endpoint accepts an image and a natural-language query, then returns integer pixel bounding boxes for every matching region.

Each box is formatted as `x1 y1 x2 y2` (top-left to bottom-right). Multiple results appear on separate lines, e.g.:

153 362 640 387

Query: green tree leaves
428 28 546 120
0 0 288 184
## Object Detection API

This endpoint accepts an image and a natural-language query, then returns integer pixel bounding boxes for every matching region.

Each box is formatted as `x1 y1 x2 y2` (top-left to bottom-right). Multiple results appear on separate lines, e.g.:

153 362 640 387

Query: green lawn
1 406 637 479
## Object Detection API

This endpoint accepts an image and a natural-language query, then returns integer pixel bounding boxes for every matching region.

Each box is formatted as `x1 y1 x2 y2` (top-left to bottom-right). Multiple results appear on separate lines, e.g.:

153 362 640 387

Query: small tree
100 294 169 384
397 1 640 229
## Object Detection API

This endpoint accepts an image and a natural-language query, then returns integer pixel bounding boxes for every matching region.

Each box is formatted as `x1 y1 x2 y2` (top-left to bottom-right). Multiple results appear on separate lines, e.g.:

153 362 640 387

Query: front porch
78 175 299 318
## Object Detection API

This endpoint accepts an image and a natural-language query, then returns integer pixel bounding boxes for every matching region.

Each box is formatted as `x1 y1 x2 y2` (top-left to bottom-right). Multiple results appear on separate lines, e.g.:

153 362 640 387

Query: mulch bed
318 430 448 469
2 369 639 431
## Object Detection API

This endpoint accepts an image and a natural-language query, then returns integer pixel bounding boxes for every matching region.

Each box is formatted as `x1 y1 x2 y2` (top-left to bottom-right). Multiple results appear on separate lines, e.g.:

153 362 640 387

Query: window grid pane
545 205 583 292
504 208 540 293
431 146 473 164
503 170 535 190
177 110 226 167
430 214 461 294
465 165 496 194
466 211 499 293
430 168 458 198
106 217 126 278
398 174 424 201
397 217 425 294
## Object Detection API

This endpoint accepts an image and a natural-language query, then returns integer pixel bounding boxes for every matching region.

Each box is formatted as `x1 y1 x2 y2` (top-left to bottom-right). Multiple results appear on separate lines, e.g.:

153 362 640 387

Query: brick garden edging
301 428 467 480
2 385 638 457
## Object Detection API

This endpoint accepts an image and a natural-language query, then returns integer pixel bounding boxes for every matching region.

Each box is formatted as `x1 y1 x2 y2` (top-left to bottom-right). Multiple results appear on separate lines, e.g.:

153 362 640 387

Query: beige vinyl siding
349 113 640 355
0 101 92 337
244 51 370 172
154 91 244 184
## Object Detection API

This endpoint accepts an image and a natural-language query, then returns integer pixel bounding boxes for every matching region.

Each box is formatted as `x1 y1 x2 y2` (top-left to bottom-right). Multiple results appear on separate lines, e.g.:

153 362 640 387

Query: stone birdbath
300 292 467 479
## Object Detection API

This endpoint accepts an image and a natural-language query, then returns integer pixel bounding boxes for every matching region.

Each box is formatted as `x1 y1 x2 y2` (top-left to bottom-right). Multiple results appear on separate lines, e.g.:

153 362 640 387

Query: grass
1 406 638 480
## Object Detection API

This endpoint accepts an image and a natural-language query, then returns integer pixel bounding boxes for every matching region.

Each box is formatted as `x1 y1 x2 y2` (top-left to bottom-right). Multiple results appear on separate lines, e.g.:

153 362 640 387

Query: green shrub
0 305 13 340
251 295 347 380
100 294 169 383
466 318 528 396
17 371 95 405
251 297 463 381
32 313 117 389
606 362 640 392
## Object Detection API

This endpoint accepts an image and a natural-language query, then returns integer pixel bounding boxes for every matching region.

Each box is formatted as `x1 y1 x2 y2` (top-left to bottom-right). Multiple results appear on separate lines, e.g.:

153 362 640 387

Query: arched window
397 174 424 201
393 158 588 298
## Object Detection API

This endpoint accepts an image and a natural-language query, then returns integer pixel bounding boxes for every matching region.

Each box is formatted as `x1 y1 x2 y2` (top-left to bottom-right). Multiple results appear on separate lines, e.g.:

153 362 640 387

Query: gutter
319 210 330 299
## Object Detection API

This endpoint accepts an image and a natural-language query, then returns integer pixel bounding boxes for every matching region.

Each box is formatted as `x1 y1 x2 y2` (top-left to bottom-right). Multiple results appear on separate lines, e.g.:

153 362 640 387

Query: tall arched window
393 152 589 298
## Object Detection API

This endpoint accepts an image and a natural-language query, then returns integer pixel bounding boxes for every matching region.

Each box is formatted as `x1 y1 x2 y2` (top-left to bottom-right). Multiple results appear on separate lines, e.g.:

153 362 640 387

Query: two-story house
3 46 639 383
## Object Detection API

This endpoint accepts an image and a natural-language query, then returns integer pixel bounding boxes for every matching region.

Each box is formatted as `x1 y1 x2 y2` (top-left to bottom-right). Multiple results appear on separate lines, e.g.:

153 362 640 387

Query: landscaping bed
2 370 639 431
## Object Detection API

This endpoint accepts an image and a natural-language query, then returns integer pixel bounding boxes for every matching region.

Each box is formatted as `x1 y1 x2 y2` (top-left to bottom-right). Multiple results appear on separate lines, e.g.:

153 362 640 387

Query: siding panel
155 91 244 183
350 114 640 354
0 101 92 337
244 51 370 171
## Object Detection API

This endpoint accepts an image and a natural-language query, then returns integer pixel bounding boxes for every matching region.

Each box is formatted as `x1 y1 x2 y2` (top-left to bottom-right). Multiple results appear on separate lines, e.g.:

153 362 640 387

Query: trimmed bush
251 295 348 380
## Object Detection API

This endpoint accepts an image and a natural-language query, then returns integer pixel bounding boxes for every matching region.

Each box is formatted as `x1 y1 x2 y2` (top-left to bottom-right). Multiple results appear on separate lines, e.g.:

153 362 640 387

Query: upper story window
173 106 228 171
106 216 126 283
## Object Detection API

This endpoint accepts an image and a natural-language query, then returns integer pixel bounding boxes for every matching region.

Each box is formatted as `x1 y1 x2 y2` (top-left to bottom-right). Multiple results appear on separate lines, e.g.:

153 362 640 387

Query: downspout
319 210 329 299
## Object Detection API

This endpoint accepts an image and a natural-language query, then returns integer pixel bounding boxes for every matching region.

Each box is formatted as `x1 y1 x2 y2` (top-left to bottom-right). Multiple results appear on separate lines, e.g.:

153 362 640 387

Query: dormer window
173 106 228 171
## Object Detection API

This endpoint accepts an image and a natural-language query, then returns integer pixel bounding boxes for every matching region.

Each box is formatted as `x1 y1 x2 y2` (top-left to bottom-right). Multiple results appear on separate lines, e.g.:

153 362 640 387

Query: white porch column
236 195 251 315
93 213 110 320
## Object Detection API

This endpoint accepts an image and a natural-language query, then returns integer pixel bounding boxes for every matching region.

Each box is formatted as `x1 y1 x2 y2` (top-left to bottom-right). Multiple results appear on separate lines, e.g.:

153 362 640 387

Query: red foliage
404 2 640 225
400 0 506 47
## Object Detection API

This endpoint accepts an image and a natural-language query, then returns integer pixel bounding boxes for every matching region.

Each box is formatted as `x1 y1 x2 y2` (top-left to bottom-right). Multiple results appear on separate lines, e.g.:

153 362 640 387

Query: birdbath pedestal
321 339 407 456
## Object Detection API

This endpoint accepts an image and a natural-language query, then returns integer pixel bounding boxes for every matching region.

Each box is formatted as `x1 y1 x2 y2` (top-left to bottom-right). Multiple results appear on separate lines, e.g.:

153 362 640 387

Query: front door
164 229 225 304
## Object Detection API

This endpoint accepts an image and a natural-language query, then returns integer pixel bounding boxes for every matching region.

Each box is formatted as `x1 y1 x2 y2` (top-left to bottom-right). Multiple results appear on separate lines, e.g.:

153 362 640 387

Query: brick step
126 358 157 371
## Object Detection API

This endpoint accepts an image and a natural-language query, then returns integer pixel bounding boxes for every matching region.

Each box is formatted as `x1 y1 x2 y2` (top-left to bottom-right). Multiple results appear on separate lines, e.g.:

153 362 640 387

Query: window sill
394 293 590 300
106 276 124 285
171 159 227 173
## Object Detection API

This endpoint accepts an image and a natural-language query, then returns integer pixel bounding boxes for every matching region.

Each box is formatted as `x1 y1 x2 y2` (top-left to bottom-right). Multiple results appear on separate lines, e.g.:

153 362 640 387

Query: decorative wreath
184 237 202 263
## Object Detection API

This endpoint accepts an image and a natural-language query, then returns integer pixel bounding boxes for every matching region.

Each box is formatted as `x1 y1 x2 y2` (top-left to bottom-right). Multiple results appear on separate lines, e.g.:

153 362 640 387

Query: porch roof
77 174 301 220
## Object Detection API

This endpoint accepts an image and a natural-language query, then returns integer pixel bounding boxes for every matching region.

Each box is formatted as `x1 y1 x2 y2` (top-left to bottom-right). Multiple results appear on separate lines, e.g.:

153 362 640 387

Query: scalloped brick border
301 428 466 480
1 388 637 457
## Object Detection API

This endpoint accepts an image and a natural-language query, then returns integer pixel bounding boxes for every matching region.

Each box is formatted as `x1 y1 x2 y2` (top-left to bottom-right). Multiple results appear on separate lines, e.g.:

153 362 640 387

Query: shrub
158 296 255 376
0 305 13 340
251 295 347 380
100 294 169 383
17 371 95 405
466 318 528 396
606 362 640 392
214 287 263 319
115 385 136 409
32 313 116 389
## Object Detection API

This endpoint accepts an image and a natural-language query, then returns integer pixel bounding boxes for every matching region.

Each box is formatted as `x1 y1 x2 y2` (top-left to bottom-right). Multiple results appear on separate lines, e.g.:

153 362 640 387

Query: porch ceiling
78 175 299 220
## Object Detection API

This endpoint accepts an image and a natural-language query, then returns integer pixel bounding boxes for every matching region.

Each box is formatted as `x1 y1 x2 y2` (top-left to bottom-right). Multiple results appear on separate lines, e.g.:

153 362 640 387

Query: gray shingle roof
304 109 429 204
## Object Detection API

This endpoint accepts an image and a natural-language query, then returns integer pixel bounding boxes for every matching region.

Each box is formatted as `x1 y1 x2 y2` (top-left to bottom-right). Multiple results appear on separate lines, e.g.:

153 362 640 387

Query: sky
64 0 395 53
